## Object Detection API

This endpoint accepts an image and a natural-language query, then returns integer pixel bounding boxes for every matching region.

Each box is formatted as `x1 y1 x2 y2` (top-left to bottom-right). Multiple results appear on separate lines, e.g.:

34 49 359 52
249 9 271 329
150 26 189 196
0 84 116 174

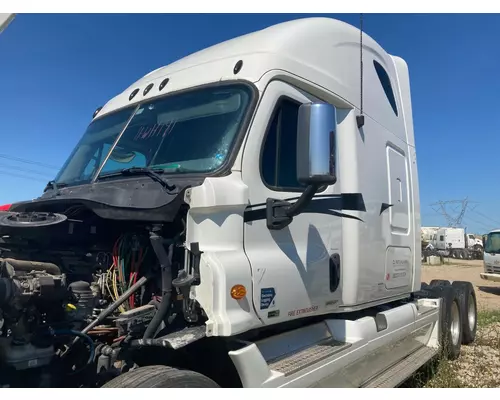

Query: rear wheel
433 285 463 360
101 365 220 388
473 245 483 260
451 281 477 345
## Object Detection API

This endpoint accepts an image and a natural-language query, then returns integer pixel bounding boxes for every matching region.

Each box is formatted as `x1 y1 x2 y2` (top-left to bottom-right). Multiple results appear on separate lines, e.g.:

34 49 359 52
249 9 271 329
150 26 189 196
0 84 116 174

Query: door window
260 97 306 191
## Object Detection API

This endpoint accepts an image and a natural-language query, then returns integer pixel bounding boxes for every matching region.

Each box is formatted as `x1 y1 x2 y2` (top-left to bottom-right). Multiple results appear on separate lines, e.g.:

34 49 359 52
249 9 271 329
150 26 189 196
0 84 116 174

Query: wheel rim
468 294 476 332
451 301 461 346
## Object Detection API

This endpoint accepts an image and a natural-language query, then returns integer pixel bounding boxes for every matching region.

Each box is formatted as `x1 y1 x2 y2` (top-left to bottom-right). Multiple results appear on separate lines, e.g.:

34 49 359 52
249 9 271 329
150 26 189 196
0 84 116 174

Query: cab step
361 346 438 388
267 338 351 376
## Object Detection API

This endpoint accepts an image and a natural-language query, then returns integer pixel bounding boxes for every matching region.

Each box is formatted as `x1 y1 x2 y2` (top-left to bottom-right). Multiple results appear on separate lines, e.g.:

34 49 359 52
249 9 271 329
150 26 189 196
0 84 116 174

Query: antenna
356 13 365 129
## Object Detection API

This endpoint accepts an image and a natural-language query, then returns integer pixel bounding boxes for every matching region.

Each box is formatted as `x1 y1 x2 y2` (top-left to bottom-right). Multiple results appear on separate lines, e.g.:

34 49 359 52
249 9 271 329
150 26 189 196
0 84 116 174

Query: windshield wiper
44 180 69 192
97 167 176 192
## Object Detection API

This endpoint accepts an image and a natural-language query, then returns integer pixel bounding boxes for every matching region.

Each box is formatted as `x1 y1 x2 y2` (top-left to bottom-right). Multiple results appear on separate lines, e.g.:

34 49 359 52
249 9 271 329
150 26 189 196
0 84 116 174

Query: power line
0 163 54 178
461 216 495 233
426 200 496 233
432 204 498 233
430 198 470 227
0 153 60 170
0 170 48 183
469 209 500 227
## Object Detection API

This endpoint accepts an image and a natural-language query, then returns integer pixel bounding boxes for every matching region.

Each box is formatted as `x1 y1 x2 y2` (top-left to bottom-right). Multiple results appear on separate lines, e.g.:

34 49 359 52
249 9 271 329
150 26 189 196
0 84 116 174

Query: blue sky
0 13 499 233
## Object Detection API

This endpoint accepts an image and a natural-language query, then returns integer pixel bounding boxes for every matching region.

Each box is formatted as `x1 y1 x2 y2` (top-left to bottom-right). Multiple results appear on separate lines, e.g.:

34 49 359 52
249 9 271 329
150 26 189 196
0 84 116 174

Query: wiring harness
104 234 149 313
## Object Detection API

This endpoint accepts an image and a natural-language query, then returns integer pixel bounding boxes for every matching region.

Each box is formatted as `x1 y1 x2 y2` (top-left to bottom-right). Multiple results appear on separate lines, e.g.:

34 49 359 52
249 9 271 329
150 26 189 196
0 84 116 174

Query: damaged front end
0 82 255 387
0 193 208 387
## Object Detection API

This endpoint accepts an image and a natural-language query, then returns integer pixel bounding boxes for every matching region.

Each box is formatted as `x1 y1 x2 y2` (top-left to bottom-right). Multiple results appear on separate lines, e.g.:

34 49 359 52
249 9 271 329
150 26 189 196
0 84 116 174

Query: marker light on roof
159 78 169 91
129 88 139 101
143 83 154 96
93 106 102 119
233 60 243 75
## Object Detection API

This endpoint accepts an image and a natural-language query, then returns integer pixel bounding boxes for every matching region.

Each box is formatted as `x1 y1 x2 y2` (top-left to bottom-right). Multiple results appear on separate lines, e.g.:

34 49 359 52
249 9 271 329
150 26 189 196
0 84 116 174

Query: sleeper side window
374 60 398 116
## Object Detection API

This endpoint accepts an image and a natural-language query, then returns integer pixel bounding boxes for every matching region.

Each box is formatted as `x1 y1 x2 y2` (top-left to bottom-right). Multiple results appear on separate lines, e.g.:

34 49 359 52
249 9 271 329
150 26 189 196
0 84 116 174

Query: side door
384 145 413 291
242 80 343 325
468 234 475 248
438 232 445 250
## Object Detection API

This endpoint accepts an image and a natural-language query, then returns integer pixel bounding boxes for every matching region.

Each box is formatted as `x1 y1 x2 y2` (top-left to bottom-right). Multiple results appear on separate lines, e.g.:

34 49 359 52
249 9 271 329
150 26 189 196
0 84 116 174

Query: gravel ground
421 259 500 311
454 323 500 387
418 259 500 387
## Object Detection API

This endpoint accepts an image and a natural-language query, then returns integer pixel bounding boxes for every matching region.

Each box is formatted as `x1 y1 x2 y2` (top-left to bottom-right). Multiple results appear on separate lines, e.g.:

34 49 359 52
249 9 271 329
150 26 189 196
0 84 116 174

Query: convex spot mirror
109 147 137 163
296 102 337 186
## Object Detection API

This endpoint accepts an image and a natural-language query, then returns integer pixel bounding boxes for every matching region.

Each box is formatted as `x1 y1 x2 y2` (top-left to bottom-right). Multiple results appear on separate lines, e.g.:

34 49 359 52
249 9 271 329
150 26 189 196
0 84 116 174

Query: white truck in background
0 17 479 388
421 226 439 244
430 227 483 260
481 229 500 283
467 233 484 251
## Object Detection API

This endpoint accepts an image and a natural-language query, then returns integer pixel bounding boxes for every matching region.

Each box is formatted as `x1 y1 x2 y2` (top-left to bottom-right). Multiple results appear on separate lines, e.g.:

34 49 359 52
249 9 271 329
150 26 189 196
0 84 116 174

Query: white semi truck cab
467 234 483 249
481 229 500 283
0 17 478 388
429 227 483 260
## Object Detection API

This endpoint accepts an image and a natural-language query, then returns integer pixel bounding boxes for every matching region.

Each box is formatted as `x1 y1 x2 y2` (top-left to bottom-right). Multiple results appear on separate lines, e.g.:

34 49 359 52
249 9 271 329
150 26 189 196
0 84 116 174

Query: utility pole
430 198 472 228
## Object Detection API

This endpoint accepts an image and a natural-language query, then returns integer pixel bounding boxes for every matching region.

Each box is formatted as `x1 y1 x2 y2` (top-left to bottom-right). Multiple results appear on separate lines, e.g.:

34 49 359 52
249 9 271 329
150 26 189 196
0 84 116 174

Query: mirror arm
266 184 320 231
285 183 319 217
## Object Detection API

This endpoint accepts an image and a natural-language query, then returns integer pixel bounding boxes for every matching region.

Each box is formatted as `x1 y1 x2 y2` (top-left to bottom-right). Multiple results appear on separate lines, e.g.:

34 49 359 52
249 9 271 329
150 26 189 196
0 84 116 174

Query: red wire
112 236 120 269
110 236 146 310
129 247 138 309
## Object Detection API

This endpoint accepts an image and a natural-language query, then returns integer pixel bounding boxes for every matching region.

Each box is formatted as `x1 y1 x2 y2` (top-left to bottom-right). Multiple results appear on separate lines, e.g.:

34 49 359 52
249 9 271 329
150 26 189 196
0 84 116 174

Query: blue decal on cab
260 287 276 310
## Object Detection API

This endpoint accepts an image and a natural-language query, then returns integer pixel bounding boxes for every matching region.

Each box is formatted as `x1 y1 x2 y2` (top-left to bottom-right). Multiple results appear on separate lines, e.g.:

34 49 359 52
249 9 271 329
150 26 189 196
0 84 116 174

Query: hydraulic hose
82 275 150 335
60 273 150 357
143 231 174 339
3 258 61 275
53 329 95 374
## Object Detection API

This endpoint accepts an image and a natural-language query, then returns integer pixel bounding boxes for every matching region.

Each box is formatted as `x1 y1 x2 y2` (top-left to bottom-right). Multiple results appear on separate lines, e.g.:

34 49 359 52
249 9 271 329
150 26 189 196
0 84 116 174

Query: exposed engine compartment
0 202 204 387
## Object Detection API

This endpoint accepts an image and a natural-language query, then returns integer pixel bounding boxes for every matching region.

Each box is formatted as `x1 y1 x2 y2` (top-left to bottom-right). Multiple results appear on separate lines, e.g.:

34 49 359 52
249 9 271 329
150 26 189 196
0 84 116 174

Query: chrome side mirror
296 102 337 186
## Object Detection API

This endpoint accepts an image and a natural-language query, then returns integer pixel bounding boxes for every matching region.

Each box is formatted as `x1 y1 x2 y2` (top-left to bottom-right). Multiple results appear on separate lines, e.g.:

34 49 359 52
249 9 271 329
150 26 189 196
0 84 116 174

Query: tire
458 250 465 260
430 279 450 287
432 285 463 360
101 365 220 388
451 281 477 345
474 246 483 260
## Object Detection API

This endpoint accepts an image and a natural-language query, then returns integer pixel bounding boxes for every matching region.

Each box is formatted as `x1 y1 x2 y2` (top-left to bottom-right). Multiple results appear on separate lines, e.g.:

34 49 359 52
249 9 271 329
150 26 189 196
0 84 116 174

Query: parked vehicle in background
481 229 500 283
424 227 483 260
421 226 439 247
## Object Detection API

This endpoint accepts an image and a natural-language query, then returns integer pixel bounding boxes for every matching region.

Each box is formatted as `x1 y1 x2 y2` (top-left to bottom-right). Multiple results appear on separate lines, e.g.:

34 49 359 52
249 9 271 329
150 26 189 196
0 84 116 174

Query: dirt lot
416 259 500 387
421 259 500 311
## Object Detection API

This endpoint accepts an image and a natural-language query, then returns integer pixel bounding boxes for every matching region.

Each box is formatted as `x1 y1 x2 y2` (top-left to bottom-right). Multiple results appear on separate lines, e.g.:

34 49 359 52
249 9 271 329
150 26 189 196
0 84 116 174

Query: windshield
54 84 253 186
485 232 500 254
